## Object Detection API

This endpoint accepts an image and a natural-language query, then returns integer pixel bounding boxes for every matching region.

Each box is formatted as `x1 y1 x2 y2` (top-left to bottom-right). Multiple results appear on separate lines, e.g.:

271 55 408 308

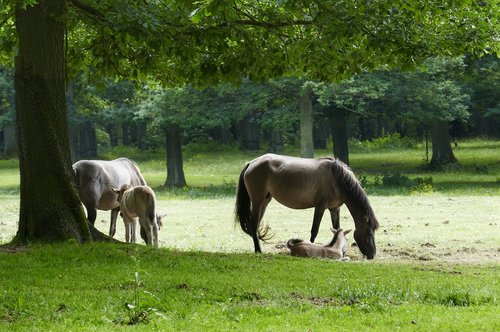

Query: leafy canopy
1 0 498 85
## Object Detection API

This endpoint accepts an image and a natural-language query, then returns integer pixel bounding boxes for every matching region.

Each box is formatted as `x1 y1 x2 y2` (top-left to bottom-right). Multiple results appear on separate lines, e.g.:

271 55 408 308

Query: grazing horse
72 158 147 237
286 228 352 260
234 154 379 259
112 185 160 247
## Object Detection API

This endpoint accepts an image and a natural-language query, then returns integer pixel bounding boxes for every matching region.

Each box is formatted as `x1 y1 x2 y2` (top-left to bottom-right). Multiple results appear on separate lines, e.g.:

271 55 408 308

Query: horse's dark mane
330 158 379 230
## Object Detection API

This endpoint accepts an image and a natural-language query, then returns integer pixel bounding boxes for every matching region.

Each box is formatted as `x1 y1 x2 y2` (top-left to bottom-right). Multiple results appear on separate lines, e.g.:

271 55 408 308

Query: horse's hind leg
109 208 119 237
329 207 340 229
310 207 326 243
251 194 272 253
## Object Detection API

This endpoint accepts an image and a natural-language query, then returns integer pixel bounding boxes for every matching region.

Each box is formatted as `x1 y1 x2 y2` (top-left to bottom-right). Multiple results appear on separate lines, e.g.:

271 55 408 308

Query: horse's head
354 226 376 259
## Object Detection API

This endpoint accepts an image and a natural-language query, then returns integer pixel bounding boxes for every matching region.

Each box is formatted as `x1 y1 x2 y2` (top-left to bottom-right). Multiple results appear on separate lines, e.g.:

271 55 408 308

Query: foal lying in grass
286 228 352 260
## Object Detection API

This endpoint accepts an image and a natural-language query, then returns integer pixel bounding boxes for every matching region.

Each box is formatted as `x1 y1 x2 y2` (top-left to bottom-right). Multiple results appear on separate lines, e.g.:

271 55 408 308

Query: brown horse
234 154 379 259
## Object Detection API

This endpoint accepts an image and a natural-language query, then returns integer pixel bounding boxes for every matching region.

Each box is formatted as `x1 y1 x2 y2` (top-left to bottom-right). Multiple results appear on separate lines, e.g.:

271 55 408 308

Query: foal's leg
329 207 340 230
124 218 131 243
130 218 137 243
310 207 326 243
140 218 153 246
152 223 159 248
109 208 120 238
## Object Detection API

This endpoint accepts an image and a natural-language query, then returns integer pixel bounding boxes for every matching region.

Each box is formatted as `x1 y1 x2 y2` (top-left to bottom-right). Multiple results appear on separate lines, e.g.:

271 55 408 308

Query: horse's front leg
310 207 326 243
84 204 97 225
329 207 340 230
109 208 119 238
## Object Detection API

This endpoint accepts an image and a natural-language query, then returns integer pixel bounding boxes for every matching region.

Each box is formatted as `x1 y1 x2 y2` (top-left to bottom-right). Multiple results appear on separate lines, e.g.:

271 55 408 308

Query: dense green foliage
0 243 498 330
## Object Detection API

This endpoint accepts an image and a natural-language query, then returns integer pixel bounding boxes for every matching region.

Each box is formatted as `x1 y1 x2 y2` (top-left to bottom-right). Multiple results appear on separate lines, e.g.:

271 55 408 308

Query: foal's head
328 228 352 257
111 185 130 202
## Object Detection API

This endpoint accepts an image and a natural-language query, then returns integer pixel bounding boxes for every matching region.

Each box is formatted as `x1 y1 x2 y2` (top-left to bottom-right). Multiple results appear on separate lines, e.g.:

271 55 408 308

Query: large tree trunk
299 90 314 158
13 0 91 243
429 120 458 168
165 124 187 187
331 107 350 165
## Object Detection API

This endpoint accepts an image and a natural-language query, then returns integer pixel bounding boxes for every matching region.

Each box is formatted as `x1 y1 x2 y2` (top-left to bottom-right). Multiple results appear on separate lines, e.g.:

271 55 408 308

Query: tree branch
68 0 108 24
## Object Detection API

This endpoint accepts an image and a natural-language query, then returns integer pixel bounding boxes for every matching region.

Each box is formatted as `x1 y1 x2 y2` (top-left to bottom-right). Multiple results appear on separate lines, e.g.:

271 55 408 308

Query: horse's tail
286 238 304 249
234 163 252 236
234 163 272 241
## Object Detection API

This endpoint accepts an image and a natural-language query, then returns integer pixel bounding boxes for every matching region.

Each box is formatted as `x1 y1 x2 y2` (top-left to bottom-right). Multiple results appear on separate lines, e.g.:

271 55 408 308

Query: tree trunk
165 124 187 187
331 107 350 165
313 119 328 149
299 90 314 158
267 129 284 153
13 0 91 243
429 120 458 168
238 114 260 150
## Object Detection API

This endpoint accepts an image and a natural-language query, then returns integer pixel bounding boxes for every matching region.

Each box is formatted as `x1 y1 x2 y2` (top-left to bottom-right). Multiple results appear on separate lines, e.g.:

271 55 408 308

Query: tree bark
13 0 91 243
299 90 314 158
165 124 187 187
429 120 458 168
331 107 350 165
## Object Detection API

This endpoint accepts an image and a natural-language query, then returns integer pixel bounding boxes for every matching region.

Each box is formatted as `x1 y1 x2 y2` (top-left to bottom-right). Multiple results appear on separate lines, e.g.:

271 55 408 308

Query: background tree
315 74 388 164
1 0 498 243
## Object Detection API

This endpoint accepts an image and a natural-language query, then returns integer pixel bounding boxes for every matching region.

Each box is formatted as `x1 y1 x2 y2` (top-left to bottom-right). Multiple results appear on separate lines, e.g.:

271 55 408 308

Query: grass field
0 139 499 330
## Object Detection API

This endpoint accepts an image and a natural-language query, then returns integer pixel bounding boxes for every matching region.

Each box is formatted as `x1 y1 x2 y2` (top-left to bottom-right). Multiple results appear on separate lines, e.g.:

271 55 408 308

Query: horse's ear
343 229 352 236
330 228 338 233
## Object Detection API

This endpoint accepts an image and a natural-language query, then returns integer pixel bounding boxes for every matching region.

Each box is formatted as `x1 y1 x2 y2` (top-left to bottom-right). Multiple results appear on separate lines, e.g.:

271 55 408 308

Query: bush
360 173 433 193
350 133 417 151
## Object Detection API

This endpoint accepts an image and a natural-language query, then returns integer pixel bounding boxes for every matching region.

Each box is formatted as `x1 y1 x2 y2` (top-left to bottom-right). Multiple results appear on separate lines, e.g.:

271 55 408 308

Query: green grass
0 139 499 330
0 243 498 331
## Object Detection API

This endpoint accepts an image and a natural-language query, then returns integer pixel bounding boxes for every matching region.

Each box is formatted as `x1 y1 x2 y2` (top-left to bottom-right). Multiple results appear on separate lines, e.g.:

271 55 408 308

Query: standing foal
112 185 160 248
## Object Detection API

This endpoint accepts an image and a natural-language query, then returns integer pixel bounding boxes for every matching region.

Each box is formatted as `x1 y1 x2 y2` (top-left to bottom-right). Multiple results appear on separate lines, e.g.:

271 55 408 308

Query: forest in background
1 54 499 165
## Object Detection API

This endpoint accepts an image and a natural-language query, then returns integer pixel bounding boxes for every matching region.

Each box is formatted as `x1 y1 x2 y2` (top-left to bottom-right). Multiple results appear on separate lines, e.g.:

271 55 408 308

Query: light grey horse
72 158 146 237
